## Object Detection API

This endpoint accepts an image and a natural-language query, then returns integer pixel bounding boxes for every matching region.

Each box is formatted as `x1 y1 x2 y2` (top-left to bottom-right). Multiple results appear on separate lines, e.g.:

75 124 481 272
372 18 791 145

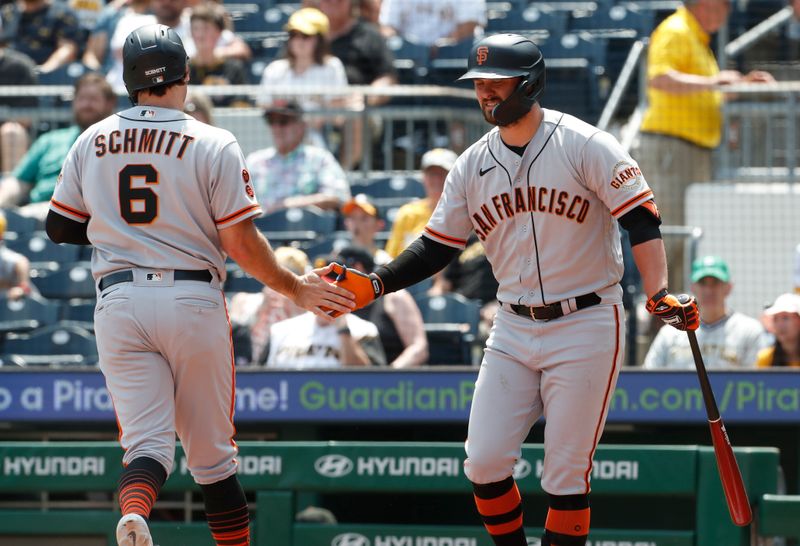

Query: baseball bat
687 330 753 526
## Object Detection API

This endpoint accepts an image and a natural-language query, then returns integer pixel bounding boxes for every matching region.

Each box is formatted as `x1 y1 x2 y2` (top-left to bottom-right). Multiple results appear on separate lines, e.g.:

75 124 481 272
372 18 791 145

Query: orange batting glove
646 288 700 331
322 263 384 317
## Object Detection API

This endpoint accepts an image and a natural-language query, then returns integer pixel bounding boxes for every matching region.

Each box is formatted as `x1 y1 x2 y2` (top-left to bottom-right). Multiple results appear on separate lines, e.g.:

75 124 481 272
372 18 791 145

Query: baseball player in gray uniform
45 24 354 546
324 34 700 546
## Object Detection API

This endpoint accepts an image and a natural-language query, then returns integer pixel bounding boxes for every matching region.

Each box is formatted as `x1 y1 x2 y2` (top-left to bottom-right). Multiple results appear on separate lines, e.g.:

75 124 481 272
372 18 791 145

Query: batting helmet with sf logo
458 33 546 126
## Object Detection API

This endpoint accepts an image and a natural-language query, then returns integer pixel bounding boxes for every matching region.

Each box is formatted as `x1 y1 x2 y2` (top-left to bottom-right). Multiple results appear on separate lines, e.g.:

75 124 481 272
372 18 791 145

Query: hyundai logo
332 532 370 546
315 454 354 478
513 458 532 480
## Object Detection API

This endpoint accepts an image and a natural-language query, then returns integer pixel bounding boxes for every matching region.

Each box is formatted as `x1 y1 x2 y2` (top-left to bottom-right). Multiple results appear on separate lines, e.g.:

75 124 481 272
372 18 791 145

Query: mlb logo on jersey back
146 272 163 282
610 161 644 191
140 109 156 118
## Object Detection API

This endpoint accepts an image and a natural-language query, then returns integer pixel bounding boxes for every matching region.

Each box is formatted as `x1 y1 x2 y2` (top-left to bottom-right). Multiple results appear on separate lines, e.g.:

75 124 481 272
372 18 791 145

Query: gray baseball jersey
50 105 261 484
51 105 261 281
425 109 653 305
432 109 654 496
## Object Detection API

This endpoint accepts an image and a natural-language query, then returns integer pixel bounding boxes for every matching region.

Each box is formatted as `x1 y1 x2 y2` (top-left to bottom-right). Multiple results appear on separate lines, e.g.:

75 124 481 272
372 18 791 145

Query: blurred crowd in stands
0 0 798 368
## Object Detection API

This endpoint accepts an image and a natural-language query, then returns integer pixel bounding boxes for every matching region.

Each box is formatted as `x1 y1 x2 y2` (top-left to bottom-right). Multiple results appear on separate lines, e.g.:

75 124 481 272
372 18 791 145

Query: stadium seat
413 293 481 337
541 33 607 67
424 323 473 365
487 5 568 34
2 209 41 234
301 235 351 265
224 269 264 294
253 207 338 244
386 35 431 85
36 62 87 86
539 34 607 123
6 232 82 264
404 276 433 299
30 263 95 300
427 38 477 88
60 299 97 332
353 176 426 201
234 5 289 32
0 295 61 334
569 5 655 37
1 322 98 366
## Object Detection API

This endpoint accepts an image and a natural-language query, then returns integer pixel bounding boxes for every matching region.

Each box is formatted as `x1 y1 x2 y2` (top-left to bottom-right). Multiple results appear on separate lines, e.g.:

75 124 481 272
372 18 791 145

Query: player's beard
480 102 499 126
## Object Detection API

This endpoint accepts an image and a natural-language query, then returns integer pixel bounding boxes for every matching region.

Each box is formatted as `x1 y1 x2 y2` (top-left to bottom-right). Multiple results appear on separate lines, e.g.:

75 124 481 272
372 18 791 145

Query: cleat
116 513 153 546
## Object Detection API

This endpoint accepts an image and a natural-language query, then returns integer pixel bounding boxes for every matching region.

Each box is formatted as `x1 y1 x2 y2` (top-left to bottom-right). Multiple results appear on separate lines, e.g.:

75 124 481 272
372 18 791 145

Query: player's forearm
282 194 341 211
631 238 669 299
220 221 300 298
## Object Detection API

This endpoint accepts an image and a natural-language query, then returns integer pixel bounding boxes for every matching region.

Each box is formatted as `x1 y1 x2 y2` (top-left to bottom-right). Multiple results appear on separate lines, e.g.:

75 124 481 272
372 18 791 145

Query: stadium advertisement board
0 370 797 423
0 442 696 495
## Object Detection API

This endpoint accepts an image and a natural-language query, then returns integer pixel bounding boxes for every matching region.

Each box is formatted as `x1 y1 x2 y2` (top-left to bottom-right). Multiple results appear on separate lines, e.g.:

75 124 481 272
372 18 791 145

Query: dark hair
286 33 329 67
772 338 800 366
74 72 116 102
133 75 187 102
190 2 227 32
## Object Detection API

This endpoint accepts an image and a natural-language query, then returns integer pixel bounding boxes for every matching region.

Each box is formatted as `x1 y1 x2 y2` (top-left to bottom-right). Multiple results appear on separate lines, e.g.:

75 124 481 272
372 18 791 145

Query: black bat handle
687 330 721 421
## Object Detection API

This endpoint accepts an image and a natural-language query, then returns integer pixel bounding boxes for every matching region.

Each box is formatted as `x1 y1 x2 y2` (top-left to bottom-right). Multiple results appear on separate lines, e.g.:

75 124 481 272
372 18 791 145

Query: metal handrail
597 39 647 131
725 5 794 59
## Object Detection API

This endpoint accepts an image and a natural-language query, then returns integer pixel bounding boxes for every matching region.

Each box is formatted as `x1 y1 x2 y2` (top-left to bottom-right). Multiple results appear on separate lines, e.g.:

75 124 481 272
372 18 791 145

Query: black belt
98 269 213 291
509 292 601 321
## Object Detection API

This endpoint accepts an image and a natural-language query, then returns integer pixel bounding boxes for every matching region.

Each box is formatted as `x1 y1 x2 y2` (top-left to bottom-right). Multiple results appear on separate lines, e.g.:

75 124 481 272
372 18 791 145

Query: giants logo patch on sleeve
610 161 643 191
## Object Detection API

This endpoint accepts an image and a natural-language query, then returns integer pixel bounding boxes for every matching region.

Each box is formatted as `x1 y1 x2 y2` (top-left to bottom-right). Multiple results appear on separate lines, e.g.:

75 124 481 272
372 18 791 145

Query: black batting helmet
458 33 545 126
122 24 187 103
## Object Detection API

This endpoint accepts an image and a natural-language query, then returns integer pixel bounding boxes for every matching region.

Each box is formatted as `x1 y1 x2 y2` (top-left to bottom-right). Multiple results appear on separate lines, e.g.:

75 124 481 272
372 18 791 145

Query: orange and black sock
472 476 527 546
117 457 167 518
201 474 250 546
541 494 590 546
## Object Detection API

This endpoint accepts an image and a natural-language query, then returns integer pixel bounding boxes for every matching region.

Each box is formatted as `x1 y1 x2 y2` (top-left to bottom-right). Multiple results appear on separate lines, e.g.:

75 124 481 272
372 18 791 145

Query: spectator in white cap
384 147 457 257
757 293 800 368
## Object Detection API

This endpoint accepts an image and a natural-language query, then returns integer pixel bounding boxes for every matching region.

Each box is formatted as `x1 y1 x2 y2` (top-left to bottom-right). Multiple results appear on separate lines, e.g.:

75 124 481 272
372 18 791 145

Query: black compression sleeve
45 210 91 246
618 205 662 246
374 236 460 294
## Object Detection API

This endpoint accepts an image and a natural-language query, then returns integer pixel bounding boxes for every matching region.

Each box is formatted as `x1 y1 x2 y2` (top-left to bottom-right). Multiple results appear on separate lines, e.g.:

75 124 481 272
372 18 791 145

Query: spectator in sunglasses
258 7 358 165
245 100 351 213
258 8 348 118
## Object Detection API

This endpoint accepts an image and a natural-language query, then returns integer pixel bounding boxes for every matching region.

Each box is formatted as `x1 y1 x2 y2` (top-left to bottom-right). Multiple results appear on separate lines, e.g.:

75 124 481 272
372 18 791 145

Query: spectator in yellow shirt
384 147 457 257
637 0 773 291
756 293 800 368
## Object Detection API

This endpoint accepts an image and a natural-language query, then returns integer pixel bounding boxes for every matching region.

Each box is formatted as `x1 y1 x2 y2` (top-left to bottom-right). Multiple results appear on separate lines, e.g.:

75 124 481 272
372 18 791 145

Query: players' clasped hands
293 263 358 319
646 288 700 331
320 262 384 318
